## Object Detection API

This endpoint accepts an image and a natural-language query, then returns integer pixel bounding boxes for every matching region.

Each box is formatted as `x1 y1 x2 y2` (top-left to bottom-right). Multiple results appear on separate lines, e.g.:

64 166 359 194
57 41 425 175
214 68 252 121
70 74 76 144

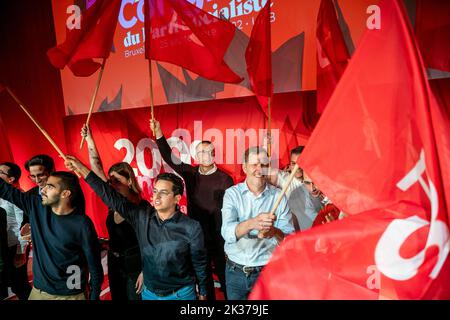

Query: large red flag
245 1 272 113
250 0 450 299
47 0 121 77
145 0 241 84
316 0 350 114
415 0 450 72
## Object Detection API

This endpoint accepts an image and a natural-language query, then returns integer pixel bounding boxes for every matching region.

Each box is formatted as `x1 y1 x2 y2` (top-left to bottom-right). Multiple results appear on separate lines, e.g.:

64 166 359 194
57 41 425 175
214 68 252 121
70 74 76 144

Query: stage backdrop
64 91 316 237
51 0 376 115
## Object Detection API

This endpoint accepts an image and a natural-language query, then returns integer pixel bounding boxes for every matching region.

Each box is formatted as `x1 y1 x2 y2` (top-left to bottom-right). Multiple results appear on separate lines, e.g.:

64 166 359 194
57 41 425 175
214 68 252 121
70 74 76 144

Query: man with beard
0 171 103 300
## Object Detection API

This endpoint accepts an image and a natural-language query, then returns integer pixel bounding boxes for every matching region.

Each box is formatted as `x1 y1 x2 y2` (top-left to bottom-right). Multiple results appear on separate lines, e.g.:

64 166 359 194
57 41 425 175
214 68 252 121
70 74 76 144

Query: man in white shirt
0 162 31 299
268 146 323 231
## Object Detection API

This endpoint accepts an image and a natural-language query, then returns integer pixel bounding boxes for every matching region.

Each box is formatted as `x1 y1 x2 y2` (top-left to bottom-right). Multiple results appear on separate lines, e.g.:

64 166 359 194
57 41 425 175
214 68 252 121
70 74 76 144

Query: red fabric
0 113 13 162
250 0 450 299
415 0 450 72
47 0 122 77
63 91 314 237
316 0 350 113
312 203 340 227
0 0 67 192
245 1 273 101
145 0 241 83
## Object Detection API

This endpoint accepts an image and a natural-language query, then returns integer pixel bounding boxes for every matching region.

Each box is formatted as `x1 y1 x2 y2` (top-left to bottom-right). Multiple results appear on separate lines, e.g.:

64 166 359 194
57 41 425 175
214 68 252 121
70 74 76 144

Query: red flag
250 0 450 299
316 0 350 113
415 0 450 72
245 1 273 110
47 0 121 77
145 0 241 84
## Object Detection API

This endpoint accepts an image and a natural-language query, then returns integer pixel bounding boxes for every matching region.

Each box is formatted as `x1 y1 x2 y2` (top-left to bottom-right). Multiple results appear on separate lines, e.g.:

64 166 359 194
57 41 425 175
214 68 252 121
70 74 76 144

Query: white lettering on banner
136 138 161 178
119 0 140 30
112 123 280 181
210 0 272 19
375 150 450 281
118 0 274 29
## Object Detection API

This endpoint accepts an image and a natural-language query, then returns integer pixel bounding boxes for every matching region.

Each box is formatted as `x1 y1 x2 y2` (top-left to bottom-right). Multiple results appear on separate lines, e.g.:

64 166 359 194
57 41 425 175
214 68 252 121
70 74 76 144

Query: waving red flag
145 0 241 84
250 0 450 300
245 1 272 111
415 0 450 72
47 0 121 77
316 0 350 113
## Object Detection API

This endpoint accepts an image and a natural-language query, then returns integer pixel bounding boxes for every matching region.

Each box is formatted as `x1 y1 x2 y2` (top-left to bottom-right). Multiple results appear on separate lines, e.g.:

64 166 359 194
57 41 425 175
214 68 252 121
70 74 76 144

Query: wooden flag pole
149 59 155 121
267 97 272 157
79 58 106 149
5 87 81 178
258 163 299 238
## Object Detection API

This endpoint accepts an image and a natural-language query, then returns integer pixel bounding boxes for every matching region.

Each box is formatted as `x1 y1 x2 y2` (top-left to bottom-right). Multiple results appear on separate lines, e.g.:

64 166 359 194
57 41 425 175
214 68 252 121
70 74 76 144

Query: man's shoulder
178 213 202 229
225 182 243 195
25 186 40 195
216 168 232 179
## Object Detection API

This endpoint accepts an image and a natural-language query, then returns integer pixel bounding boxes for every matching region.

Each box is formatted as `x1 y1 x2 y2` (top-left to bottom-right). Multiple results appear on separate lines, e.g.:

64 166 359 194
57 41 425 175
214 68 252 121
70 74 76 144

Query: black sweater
0 180 103 299
156 136 234 246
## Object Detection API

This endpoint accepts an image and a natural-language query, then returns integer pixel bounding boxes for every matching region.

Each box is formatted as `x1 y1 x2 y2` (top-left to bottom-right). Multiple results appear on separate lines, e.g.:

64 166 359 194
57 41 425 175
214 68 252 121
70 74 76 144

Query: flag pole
267 96 272 157
5 87 81 178
258 163 299 238
149 59 155 120
79 58 106 149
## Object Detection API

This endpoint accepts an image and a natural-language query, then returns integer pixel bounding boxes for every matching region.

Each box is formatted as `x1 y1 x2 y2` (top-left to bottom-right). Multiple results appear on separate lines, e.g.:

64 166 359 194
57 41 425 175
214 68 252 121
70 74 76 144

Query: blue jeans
225 261 262 300
141 285 197 300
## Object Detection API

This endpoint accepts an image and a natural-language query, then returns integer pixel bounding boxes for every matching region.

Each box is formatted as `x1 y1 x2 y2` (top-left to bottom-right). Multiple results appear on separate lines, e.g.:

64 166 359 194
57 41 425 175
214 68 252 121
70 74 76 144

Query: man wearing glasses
64 156 208 301
20 155 55 250
0 162 31 300
24 154 55 196
150 119 233 300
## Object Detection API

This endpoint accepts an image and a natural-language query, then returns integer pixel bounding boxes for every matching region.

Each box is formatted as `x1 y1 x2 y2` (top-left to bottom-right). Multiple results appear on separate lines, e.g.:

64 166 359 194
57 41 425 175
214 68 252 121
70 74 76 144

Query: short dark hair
290 146 305 156
243 146 268 164
25 154 55 173
155 173 184 196
50 171 85 212
0 162 21 182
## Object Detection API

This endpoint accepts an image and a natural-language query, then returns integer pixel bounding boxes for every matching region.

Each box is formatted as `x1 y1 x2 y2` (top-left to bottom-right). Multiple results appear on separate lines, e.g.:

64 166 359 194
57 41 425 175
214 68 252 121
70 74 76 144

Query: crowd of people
0 119 344 300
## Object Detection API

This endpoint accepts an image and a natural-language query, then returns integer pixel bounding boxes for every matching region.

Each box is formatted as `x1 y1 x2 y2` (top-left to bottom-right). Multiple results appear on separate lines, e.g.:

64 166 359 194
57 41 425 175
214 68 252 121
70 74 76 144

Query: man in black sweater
65 156 208 300
0 171 103 300
150 119 234 300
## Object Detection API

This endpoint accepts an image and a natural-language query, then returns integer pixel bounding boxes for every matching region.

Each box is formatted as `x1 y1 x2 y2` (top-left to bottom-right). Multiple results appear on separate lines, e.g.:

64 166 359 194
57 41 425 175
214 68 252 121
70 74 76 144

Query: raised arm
64 156 142 228
150 119 194 176
81 124 108 182
0 180 36 215
80 218 104 300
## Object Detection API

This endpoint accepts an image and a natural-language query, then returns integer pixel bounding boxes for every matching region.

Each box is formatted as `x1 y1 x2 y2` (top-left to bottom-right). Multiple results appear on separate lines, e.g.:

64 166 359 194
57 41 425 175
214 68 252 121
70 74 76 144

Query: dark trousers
205 242 227 300
0 269 7 300
107 252 141 300
225 260 262 300
6 246 31 300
